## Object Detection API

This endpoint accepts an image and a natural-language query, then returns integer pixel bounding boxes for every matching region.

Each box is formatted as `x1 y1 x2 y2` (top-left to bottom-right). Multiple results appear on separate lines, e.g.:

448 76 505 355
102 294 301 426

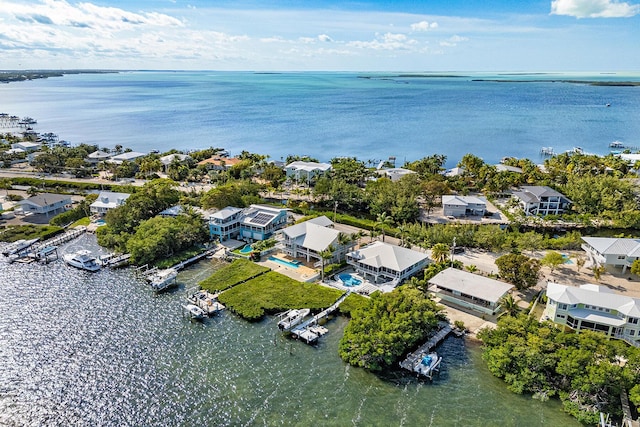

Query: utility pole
451 237 456 267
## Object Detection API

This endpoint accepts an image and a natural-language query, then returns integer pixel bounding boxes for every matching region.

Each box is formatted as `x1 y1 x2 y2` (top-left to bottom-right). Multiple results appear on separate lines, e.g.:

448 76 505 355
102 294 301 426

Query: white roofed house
18 193 72 216
375 168 417 182
544 282 640 347
90 191 131 215
442 195 487 218
278 216 355 266
346 241 430 288
428 268 513 315
208 206 243 241
285 161 331 185
160 153 192 172
107 151 146 165
581 236 640 273
512 185 571 217
86 150 112 165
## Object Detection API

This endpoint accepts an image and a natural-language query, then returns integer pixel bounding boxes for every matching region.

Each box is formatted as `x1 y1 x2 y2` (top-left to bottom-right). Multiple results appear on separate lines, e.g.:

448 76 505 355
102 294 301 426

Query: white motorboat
148 268 178 292
414 352 442 379
2 238 39 256
187 288 225 316
183 304 206 320
277 308 310 331
63 250 101 272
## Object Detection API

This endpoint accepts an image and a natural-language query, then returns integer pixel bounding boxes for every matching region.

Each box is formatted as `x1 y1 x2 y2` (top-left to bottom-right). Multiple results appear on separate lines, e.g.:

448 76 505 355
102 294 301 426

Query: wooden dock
290 292 349 344
171 248 217 271
99 253 131 268
32 227 87 253
399 323 453 373
186 287 225 316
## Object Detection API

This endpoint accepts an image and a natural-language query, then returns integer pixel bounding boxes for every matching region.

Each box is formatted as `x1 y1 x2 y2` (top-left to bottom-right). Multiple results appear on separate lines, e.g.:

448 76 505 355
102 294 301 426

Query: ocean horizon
1 70 639 167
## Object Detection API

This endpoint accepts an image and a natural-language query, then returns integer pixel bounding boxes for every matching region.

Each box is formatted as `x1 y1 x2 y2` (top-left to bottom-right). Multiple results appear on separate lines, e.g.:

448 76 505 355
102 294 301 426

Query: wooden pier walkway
399 323 453 372
290 292 349 344
171 248 217 271
32 226 86 252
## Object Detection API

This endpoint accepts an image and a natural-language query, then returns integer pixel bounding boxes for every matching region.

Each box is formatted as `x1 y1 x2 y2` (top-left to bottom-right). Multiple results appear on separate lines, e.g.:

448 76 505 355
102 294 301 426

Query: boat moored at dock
63 250 101 272
183 304 206 320
186 287 225 316
277 308 310 331
414 352 442 379
147 268 178 292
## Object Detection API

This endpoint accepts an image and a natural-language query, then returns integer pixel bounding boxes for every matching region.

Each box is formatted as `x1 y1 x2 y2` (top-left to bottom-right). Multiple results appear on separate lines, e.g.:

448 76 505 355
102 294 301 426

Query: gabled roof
90 191 131 209
513 186 570 203
581 237 640 257
282 216 338 252
87 150 112 160
160 153 191 165
285 161 331 172
19 193 71 208
197 156 242 168
210 206 243 220
442 195 486 206
546 282 640 317
109 151 146 163
428 268 513 304
347 241 429 272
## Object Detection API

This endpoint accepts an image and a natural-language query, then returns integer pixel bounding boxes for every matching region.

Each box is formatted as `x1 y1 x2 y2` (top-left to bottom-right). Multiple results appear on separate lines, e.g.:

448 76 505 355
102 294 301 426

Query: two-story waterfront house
581 236 640 273
544 282 640 347
18 193 72 216
285 161 331 185
209 205 290 242
442 195 487 218
345 241 429 288
512 185 571 216
278 216 355 265
90 191 131 215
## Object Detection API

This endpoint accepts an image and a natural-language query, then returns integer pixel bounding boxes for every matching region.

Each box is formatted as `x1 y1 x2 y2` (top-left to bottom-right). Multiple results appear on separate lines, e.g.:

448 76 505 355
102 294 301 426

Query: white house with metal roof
442 195 487 217
375 168 417 182
581 236 640 273
86 150 112 164
544 282 640 347
279 216 355 265
90 191 131 215
512 185 571 216
428 268 513 315
285 161 331 184
18 193 72 216
208 207 244 241
346 241 429 287
108 151 147 164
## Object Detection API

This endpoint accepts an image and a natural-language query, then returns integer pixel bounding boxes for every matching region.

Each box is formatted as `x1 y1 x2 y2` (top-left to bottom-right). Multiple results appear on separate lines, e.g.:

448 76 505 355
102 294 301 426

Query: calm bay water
1 71 639 167
0 236 580 426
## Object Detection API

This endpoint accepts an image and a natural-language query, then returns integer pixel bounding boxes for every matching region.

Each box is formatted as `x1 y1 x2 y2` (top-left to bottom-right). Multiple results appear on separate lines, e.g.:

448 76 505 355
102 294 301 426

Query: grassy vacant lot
199 259 270 292
218 271 344 321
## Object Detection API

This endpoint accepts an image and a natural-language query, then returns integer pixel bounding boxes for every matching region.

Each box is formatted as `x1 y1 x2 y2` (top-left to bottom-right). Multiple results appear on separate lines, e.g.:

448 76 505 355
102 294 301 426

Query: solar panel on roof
251 213 274 225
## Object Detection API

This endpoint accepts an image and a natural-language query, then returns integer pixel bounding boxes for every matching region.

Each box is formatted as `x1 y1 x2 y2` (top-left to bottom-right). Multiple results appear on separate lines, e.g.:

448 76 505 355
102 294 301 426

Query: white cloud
348 32 417 50
410 20 439 31
318 34 333 42
551 0 640 18
439 35 468 47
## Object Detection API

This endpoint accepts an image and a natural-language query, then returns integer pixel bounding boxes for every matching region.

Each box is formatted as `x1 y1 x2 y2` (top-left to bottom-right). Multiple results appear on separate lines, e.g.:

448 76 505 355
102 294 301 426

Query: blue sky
0 0 638 71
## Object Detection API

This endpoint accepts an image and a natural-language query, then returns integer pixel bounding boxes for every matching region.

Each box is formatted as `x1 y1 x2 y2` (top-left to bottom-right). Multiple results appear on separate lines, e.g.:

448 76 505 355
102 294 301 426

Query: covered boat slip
428 268 513 315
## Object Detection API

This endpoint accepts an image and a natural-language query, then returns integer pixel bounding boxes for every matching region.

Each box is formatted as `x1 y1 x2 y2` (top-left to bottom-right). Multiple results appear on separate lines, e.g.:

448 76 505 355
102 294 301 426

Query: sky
0 0 638 71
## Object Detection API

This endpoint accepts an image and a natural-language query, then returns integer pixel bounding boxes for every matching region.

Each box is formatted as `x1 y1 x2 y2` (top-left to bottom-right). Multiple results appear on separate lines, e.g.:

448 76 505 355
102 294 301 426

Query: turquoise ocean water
1 71 638 166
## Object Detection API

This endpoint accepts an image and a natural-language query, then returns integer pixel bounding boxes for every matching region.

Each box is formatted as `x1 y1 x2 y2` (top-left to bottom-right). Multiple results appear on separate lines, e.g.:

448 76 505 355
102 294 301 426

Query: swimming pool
239 245 253 254
339 273 362 287
269 256 301 269
561 254 574 264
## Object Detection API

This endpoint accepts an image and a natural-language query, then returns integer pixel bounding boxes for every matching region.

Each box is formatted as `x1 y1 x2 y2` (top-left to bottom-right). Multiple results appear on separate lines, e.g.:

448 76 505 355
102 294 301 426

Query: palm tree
319 245 334 282
592 265 606 282
430 243 450 264
465 264 478 273
375 212 394 243
498 294 520 318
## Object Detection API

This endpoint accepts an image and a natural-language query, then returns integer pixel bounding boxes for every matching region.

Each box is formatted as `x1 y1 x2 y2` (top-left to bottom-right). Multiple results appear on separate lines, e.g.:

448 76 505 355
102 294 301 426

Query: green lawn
218 271 344 321
0 224 63 243
199 258 270 292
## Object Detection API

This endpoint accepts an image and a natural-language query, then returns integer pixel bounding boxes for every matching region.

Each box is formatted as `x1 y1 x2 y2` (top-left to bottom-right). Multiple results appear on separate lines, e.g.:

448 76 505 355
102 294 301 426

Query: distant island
472 79 640 86
0 70 118 84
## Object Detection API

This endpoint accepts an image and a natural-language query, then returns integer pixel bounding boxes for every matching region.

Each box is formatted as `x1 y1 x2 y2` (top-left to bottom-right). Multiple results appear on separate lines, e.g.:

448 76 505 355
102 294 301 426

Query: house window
629 330 635 336
617 255 626 260
556 314 566 319
629 318 639 325
559 303 568 310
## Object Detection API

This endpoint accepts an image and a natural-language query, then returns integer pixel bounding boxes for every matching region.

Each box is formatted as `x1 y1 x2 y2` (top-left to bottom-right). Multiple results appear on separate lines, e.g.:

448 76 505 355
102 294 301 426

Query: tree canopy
338 287 444 371
495 253 541 290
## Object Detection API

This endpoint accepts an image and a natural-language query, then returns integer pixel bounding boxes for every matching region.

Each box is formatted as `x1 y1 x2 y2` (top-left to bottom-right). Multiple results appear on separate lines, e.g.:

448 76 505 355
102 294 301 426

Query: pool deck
258 253 319 282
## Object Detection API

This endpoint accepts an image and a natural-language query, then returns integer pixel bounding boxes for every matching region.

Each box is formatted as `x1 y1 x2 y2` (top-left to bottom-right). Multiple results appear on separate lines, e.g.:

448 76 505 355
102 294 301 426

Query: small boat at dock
63 250 101 272
2 238 39 257
147 268 178 292
609 140 625 148
277 308 310 331
183 304 206 320
186 288 225 316
414 352 442 379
